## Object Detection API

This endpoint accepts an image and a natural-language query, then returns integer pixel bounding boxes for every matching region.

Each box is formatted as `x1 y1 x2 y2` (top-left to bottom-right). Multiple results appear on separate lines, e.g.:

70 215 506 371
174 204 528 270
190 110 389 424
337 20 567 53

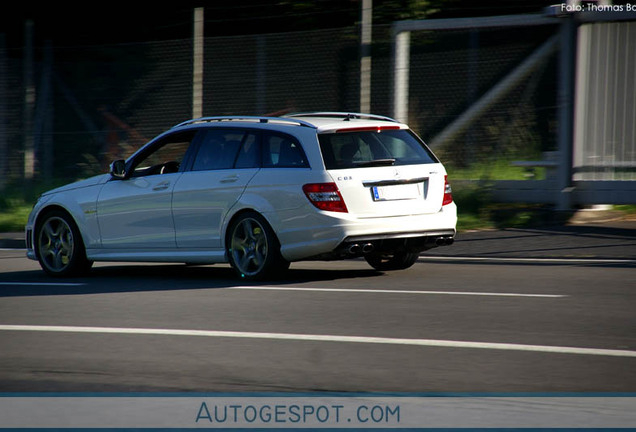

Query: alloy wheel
38 216 75 274
230 217 269 277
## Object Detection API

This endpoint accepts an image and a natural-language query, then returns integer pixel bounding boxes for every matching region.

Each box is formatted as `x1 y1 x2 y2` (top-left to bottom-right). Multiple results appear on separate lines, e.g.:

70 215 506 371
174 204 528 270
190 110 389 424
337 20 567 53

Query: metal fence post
556 15 576 210
391 28 410 123
256 35 266 115
23 20 35 182
0 34 6 191
193 7 204 119
360 0 372 114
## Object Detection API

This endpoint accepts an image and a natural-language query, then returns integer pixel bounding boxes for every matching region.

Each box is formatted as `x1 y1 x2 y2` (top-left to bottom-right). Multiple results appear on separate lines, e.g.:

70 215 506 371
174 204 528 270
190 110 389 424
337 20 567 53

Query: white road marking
1 324 634 358
230 286 566 298
0 282 86 286
0 282 564 297
420 256 636 265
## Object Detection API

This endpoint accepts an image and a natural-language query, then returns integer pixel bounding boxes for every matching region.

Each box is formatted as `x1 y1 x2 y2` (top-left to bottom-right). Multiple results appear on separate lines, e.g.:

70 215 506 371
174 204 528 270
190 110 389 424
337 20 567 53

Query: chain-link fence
397 22 560 181
0 19 567 194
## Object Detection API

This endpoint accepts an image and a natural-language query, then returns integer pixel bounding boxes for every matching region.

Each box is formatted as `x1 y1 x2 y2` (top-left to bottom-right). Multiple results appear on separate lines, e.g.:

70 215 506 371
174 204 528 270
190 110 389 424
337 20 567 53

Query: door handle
153 181 170 191
220 175 239 183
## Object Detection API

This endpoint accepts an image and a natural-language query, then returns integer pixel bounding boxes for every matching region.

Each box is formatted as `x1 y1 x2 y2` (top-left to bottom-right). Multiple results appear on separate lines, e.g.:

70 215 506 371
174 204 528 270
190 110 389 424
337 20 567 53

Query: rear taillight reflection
302 183 348 213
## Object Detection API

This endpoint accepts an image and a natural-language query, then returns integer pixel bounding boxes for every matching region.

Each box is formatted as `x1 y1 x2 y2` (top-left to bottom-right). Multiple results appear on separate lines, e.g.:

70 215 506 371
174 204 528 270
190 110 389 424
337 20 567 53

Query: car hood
42 174 111 196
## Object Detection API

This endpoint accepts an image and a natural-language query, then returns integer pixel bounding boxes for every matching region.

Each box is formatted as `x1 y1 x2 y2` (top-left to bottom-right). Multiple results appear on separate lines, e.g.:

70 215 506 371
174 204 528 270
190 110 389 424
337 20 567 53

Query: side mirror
110 159 127 179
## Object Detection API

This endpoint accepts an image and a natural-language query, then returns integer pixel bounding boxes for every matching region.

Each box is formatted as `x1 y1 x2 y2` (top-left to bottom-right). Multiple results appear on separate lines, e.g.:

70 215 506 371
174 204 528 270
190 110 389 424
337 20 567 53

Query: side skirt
86 248 227 264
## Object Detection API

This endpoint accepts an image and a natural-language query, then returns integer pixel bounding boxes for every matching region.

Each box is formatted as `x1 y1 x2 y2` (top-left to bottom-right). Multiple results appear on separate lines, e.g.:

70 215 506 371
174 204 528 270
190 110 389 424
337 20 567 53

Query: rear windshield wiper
354 158 396 167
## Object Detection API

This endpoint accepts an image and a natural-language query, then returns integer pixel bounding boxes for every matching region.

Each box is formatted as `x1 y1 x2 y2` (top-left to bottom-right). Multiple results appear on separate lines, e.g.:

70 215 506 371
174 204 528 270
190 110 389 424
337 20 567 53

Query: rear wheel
364 250 420 271
227 212 289 280
36 210 93 277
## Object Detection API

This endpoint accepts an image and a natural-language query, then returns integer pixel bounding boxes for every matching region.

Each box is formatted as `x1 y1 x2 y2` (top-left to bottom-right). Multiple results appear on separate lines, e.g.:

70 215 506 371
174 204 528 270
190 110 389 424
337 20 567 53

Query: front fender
31 186 103 250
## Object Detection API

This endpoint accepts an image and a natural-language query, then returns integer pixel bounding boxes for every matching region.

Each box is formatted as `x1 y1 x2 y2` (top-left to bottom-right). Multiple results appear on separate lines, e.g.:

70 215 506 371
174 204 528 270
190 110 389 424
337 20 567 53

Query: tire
227 211 289 280
364 250 420 271
35 210 93 277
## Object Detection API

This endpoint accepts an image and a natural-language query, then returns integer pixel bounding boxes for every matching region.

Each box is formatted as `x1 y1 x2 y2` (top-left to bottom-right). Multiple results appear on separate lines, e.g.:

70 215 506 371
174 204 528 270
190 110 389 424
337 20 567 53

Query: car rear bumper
274 202 457 261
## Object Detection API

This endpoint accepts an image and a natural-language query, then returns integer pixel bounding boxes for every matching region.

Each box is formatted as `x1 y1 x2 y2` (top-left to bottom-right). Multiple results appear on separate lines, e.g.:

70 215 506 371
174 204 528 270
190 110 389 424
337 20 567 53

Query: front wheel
36 210 93 277
227 212 289 280
364 251 420 271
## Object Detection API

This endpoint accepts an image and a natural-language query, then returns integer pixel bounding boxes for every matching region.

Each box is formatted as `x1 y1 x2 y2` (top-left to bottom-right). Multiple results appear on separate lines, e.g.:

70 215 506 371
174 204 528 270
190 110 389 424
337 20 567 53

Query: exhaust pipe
362 243 375 254
348 244 362 255
435 236 455 246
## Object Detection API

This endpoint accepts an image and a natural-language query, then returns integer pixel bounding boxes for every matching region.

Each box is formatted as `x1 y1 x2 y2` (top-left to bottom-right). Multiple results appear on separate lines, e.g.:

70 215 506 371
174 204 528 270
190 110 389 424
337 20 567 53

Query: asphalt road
0 220 635 393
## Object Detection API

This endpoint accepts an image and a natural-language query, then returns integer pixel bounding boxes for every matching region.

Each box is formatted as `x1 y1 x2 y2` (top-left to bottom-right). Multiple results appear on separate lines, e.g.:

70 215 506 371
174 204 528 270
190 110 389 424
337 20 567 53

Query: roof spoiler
286 112 399 123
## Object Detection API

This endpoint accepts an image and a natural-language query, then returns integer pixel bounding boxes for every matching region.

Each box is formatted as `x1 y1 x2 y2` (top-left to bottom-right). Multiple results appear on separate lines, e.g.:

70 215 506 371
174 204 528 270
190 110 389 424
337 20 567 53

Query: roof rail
173 116 317 129
286 112 399 123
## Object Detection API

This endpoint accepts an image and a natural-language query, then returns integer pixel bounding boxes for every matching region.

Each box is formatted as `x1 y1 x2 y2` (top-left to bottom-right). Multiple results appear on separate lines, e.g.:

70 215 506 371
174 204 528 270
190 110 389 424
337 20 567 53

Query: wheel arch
223 207 278 250
33 204 87 257
223 207 289 280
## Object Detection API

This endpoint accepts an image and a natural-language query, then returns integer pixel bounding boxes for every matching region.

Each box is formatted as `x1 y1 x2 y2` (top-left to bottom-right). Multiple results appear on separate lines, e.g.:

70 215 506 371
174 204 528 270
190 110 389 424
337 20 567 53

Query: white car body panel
172 168 259 248
328 164 446 218
27 174 109 253
96 173 180 248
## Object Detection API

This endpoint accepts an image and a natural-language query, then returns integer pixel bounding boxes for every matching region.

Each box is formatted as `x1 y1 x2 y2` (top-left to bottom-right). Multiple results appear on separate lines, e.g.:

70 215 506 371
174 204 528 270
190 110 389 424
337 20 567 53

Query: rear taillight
302 183 348 213
443 175 453 206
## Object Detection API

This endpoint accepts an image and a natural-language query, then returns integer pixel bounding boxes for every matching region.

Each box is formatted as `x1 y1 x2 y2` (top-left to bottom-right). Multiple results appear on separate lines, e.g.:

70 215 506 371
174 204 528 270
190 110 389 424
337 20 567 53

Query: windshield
318 129 438 170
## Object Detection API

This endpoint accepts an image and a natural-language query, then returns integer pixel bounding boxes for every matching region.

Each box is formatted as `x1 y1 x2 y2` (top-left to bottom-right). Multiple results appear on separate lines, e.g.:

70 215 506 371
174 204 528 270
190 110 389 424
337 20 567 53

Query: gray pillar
23 20 35 181
391 30 410 123
359 0 372 113
35 41 53 182
556 16 577 210
192 7 204 119
0 34 7 191
256 35 266 115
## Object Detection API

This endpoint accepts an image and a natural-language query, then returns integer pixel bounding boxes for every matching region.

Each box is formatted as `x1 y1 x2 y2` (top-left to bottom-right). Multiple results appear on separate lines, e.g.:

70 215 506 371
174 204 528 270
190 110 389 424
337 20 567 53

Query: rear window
318 129 438 169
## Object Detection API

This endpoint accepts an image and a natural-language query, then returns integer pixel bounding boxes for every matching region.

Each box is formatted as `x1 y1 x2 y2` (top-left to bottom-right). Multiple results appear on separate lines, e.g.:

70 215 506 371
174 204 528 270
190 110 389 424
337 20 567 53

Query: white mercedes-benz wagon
26 113 457 280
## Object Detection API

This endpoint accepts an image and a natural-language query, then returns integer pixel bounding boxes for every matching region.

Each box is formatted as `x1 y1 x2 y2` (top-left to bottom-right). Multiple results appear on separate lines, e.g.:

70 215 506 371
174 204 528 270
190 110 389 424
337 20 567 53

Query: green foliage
373 0 450 22
452 181 495 231
0 203 31 232
452 181 573 231
436 103 545 172
446 159 547 181
0 193 32 232
0 179 65 232
613 205 636 214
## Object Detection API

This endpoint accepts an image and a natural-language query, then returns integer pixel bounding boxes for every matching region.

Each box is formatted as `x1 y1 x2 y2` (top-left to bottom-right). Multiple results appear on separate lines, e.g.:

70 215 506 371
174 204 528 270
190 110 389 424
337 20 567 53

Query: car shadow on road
0 263 385 297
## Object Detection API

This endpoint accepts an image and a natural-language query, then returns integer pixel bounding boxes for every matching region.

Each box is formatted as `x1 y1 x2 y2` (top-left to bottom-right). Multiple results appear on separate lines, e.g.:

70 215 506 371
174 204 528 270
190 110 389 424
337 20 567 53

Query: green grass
0 199 31 232
446 160 558 231
446 159 548 181
0 181 59 232
613 205 636 214
451 181 575 231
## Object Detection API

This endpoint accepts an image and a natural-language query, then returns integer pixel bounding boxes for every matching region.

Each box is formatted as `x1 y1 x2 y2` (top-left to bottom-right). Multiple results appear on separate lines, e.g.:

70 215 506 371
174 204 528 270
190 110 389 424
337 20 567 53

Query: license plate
372 183 421 201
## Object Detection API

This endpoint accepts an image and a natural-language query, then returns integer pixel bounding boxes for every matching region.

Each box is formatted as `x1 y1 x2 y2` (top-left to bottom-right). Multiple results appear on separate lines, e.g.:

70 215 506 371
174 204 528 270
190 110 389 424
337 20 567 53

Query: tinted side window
131 130 197 177
234 133 260 169
262 133 308 168
193 129 258 171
